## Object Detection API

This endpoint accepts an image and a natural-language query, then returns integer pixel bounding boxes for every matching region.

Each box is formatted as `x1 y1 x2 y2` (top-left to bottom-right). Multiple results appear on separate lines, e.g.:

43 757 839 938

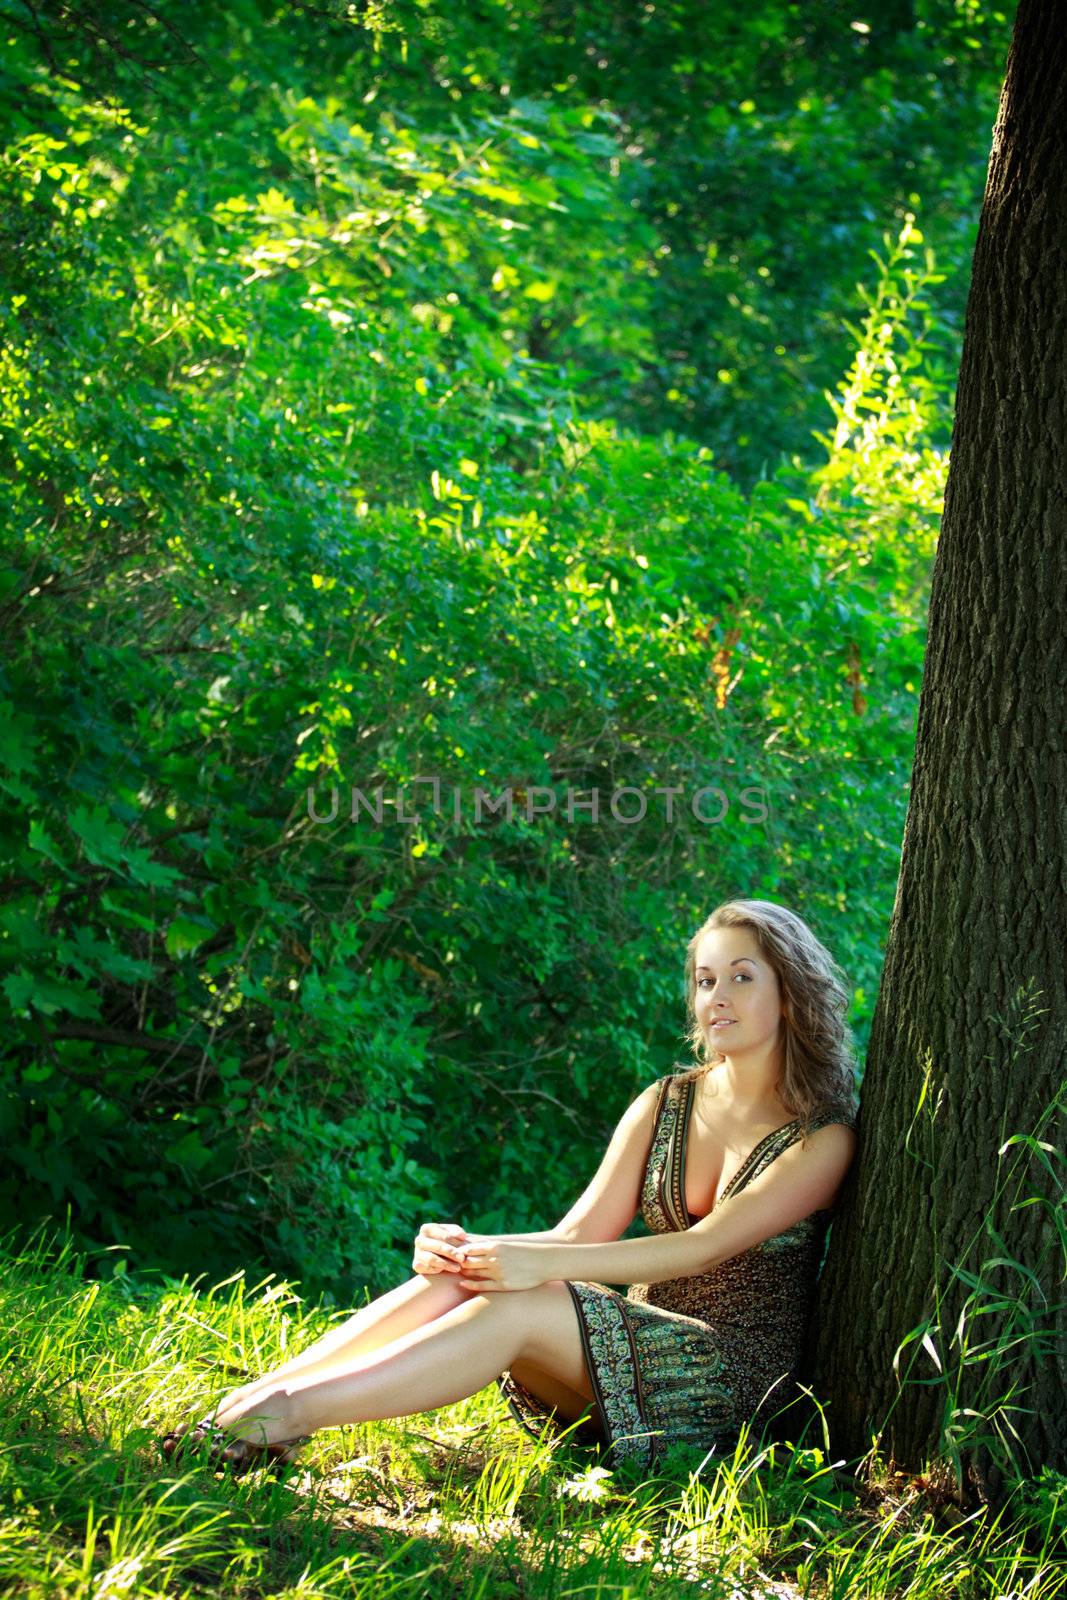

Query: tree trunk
802 0 1067 1509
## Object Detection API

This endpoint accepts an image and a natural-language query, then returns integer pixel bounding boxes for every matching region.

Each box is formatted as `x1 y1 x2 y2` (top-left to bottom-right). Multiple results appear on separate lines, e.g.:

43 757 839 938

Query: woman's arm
459 1123 857 1289
457 1081 664 1252
549 1080 662 1243
463 1228 572 1245
516 1228 707 1287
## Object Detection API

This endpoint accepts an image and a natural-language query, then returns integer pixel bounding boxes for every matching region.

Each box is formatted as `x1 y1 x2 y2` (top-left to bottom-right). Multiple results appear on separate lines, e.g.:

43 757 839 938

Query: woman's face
693 925 784 1059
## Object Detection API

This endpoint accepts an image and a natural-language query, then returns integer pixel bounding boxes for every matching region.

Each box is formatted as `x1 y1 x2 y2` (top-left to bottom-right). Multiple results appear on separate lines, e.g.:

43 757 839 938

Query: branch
47 1020 204 1063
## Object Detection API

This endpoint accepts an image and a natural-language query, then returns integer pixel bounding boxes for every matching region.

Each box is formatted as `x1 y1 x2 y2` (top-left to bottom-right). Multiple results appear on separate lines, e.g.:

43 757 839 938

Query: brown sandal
217 1433 311 1477
159 1417 225 1467
160 1418 310 1476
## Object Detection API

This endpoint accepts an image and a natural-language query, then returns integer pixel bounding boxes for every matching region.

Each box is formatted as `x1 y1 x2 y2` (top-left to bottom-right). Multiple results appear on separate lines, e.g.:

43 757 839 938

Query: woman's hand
455 1239 547 1293
412 1222 470 1276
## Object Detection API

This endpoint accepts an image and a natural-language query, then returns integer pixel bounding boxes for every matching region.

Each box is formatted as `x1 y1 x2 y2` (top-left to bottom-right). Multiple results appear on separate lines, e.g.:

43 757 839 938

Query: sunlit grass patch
0 1222 1063 1600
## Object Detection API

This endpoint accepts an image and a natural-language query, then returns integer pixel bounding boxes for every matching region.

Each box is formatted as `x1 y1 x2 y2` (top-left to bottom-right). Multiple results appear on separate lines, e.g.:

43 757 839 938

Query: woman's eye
698 974 751 987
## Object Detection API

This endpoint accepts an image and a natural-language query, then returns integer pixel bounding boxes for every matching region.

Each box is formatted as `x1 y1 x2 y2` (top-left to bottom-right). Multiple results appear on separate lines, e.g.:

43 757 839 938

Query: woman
161 898 860 1473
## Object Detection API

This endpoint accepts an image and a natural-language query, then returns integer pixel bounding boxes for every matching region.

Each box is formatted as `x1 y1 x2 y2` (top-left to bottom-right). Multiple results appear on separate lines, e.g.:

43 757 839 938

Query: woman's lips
711 1019 736 1029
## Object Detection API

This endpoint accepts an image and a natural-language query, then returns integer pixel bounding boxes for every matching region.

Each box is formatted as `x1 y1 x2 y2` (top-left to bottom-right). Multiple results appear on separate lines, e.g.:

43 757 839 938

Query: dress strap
728 1106 857 1200
640 1074 688 1231
651 1073 674 1126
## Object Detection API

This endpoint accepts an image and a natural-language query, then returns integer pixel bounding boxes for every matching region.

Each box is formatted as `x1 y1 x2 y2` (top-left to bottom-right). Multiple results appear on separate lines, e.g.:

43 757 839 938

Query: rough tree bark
801 0 1066 1509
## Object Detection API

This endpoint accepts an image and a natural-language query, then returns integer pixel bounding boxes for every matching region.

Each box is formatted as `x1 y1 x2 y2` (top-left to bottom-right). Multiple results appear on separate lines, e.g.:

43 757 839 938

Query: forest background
0 0 1014 1306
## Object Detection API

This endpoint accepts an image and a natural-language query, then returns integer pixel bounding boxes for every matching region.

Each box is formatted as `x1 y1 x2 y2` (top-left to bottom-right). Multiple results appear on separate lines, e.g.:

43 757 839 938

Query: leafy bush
1 15 954 1302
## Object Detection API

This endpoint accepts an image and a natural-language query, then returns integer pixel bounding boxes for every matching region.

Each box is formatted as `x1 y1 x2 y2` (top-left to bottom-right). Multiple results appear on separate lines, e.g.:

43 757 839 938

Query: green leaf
166 1131 213 1172
3 971 102 1019
28 821 67 868
165 917 216 959
68 804 127 869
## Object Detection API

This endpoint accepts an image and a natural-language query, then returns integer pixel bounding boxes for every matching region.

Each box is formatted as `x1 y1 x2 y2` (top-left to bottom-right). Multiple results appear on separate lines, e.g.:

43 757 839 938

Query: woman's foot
159 1416 218 1464
159 1418 310 1475
216 1431 311 1477
159 1388 312 1474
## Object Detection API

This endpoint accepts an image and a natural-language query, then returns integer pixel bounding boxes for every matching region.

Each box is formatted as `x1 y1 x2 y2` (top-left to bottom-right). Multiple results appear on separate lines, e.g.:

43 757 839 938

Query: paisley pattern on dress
497 1073 856 1469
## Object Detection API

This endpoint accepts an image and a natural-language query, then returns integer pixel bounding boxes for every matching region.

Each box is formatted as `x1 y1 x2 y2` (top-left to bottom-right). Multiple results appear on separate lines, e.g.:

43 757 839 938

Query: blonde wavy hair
674 898 860 1136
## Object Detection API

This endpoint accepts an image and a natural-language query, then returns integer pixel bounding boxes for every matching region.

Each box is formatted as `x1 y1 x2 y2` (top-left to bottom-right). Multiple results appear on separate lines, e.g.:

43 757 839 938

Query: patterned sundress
497 1072 857 1469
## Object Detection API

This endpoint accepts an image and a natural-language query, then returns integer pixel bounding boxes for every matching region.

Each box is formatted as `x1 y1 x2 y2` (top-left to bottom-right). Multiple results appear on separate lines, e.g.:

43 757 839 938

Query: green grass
0 1224 1063 1600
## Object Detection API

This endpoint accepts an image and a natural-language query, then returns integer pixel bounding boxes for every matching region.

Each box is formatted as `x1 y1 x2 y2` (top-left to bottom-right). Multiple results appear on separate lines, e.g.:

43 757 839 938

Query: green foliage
361 0 1009 481
0 1 985 1300
1010 1468 1067 1556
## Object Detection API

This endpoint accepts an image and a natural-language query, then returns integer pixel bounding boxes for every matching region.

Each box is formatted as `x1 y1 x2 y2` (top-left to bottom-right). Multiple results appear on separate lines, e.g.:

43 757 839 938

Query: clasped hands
412 1222 547 1292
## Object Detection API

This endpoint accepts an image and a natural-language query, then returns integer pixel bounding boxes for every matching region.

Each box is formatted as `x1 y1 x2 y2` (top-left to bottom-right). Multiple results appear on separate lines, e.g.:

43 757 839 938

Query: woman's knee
502 1281 580 1339
459 1280 571 1325
529 1280 577 1311
408 1271 479 1304
511 1284 593 1397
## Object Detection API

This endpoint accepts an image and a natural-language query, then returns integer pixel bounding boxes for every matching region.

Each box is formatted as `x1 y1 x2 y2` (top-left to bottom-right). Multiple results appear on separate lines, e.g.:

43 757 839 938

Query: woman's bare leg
212 1274 474 1420
507 1358 600 1432
212 1282 597 1446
